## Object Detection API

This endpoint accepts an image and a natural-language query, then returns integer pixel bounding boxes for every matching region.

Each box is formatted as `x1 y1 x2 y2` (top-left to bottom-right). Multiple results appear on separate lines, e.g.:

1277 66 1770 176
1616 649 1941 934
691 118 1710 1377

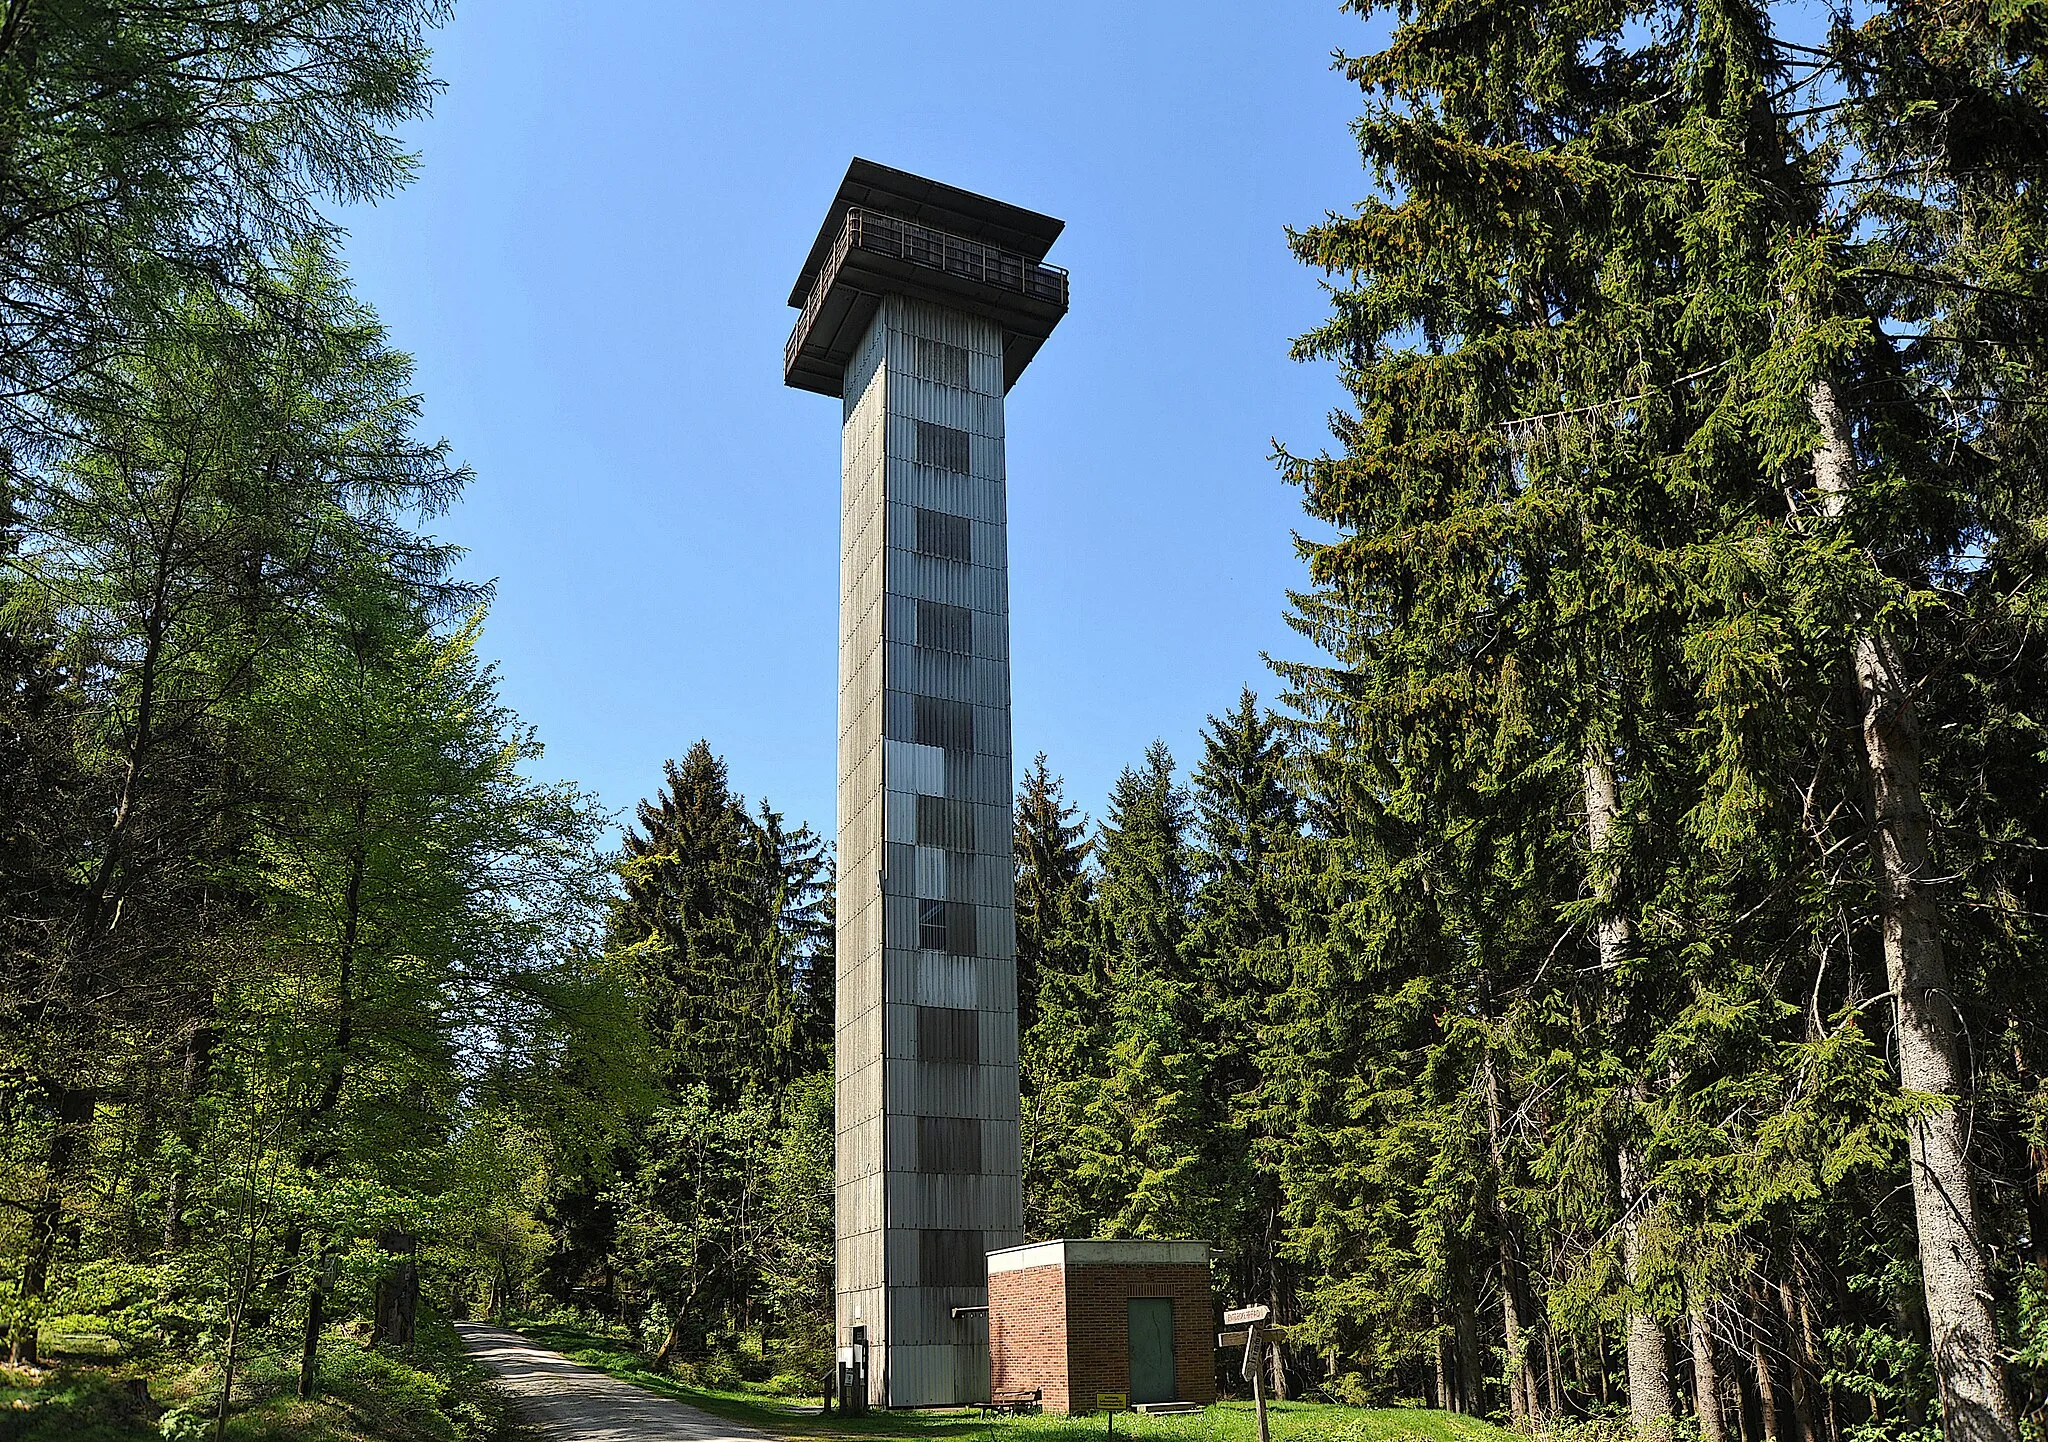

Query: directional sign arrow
1218 1330 1250 1348
1223 1305 1271 1326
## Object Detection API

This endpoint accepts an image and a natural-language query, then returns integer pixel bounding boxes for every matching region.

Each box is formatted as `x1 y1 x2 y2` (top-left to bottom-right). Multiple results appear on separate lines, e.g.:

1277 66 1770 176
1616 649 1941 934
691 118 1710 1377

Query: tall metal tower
784 160 1069 1408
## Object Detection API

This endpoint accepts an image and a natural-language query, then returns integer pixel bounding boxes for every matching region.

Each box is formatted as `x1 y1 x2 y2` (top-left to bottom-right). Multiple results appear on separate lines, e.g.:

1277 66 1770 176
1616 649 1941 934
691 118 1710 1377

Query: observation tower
783 159 1069 1408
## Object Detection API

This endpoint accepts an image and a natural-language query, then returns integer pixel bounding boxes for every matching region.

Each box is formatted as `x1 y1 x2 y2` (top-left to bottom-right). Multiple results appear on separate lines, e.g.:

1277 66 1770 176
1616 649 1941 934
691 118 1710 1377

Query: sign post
1224 1306 1273 1442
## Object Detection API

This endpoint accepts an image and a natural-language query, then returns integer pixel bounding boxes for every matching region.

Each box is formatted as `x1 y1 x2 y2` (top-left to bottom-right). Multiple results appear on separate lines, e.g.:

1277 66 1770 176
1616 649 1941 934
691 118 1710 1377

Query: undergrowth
0 1312 509 1442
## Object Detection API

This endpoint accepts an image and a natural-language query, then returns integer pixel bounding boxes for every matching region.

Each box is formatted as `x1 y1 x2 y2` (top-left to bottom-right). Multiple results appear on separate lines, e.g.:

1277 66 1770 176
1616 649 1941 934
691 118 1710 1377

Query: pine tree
1014 752 1092 1037
613 743 791 1101
1013 753 1110 1236
1278 0 2048 1431
1187 691 1305 1391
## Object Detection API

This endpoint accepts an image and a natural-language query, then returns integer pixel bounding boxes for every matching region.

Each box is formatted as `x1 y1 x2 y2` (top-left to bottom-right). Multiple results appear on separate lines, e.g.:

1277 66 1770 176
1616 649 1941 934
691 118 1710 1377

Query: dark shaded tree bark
9 1084 92 1365
1693 1305 1729 1442
371 1231 419 1350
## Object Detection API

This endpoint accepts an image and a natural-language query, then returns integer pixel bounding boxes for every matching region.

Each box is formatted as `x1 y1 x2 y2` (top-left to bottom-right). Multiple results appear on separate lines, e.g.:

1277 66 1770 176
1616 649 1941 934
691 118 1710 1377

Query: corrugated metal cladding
835 295 1023 1408
915 508 973 563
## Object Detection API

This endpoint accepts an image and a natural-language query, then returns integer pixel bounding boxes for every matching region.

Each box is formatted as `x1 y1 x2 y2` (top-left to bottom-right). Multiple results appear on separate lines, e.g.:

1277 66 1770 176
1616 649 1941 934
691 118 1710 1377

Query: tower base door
1128 1298 1177 1403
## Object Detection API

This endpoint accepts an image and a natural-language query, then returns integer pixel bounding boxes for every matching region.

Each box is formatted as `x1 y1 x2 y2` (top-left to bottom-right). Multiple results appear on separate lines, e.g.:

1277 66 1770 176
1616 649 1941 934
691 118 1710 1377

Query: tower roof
786 159 1065 309
784 159 1069 398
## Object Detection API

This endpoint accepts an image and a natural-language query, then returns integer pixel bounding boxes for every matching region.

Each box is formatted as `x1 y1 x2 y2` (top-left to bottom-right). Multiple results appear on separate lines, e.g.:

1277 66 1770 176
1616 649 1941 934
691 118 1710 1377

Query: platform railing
787 208 1069 374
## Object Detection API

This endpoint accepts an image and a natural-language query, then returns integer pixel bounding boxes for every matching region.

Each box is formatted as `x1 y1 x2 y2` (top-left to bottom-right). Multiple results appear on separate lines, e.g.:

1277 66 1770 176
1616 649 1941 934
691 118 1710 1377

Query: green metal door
1128 1297 1177 1403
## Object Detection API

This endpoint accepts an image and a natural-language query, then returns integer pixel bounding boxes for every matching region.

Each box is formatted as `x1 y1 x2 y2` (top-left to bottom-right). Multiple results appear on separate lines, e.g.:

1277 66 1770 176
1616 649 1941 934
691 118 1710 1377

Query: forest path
457 1322 786 1442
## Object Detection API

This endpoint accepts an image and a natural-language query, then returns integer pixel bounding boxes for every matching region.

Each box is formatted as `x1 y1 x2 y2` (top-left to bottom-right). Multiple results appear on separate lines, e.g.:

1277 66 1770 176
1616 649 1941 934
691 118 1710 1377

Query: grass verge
502 1318 1514 1442
1 1313 511 1442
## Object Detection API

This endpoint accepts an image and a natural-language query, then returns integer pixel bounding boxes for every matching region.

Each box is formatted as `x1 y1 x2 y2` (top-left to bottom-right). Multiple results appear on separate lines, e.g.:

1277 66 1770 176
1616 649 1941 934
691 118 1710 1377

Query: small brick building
987 1239 1216 1414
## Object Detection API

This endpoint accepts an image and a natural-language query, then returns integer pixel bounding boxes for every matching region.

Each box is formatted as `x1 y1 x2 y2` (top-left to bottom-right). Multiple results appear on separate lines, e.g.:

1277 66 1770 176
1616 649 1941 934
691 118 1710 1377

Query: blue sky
339 2 1377 841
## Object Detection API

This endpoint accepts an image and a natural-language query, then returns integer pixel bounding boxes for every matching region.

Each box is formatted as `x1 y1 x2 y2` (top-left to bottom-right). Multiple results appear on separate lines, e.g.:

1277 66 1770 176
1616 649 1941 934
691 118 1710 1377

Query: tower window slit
918 1228 985 1286
914 420 972 473
914 507 972 563
916 599 972 655
916 338 972 389
912 694 974 752
916 1005 981 1064
918 898 949 951
916 1116 983 1174
915 793 977 851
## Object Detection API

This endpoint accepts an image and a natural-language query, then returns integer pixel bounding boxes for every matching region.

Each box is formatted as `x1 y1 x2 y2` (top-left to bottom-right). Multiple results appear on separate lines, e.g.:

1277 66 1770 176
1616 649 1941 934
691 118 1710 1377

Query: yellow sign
1097 1392 1128 1413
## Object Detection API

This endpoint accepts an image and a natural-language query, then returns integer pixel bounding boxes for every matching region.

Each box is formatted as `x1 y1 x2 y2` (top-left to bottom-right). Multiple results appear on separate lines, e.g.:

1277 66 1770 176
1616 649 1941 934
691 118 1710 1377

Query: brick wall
1065 1263 1217 1412
988 1260 1216 1414
989 1262 1070 1412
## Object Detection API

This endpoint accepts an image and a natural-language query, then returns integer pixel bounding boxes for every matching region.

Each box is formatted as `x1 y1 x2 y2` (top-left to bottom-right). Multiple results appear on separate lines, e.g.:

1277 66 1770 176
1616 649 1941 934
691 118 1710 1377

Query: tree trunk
370 1231 418 1351
214 1206 266 1442
1497 1282 1528 1425
296 803 370 1396
1809 378 2016 1442
10 1085 93 1366
1484 1055 1537 1426
1588 748 1674 1440
1749 1292 1782 1442
1621 1179 1675 1439
1693 1306 1729 1442
1455 1274 1485 1415
297 1239 331 1399
1547 1325 1565 1420
1776 1283 1819 1442
1794 1281 1839 1442
162 1024 212 1254
1266 1271 1292 1401
652 1313 685 1376
2027 1137 2048 1272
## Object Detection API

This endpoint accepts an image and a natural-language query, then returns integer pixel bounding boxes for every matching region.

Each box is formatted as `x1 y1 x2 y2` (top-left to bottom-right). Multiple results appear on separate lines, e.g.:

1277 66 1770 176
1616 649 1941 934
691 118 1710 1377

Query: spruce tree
613 742 788 1100
1013 752 1092 1037
1013 756 1111 1240
1279 0 2048 1431
1188 691 1305 1391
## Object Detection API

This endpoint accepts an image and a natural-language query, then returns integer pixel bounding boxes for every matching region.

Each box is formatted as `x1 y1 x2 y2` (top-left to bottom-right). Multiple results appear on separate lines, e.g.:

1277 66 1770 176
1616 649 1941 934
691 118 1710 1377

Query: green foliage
526 740 834 1377
612 741 833 1100
1254 0 2048 1424
0 3 617 1428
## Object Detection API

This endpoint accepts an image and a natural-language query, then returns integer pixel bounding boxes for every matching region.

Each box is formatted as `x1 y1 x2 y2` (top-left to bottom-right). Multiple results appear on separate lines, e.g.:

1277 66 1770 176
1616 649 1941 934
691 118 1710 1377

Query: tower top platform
784 159 1068 398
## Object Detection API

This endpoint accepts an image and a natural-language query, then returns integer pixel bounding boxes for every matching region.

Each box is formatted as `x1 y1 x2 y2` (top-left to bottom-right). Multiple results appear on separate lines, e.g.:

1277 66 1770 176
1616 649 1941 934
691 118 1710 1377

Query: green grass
2 1361 161 1442
505 1319 1513 1442
210 1319 512 1442
0 1313 510 1442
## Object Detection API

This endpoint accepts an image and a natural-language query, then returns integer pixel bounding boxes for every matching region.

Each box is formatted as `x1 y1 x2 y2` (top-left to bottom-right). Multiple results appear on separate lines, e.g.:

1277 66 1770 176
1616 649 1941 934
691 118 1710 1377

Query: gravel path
456 1322 787 1442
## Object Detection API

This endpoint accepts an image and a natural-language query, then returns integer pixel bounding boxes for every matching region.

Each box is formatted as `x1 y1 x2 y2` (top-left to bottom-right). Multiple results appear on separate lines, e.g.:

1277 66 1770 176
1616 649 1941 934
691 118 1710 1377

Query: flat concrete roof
987 1239 1214 1274
787 158 1065 309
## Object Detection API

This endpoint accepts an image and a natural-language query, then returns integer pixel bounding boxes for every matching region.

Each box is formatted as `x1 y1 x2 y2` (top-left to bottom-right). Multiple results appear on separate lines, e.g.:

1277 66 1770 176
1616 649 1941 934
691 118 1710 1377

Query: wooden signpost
1223 1306 1273 1442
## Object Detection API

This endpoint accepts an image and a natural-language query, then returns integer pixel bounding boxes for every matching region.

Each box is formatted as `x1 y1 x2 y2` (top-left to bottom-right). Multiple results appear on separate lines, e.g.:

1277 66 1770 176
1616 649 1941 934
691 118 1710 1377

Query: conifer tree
1013 752 1092 1038
1096 743 1195 976
1072 744 1245 1242
1187 691 1305 1391
0 0 451 441
1278 0 2048 1433
1014 756 1110 1239
611 742 830 1101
